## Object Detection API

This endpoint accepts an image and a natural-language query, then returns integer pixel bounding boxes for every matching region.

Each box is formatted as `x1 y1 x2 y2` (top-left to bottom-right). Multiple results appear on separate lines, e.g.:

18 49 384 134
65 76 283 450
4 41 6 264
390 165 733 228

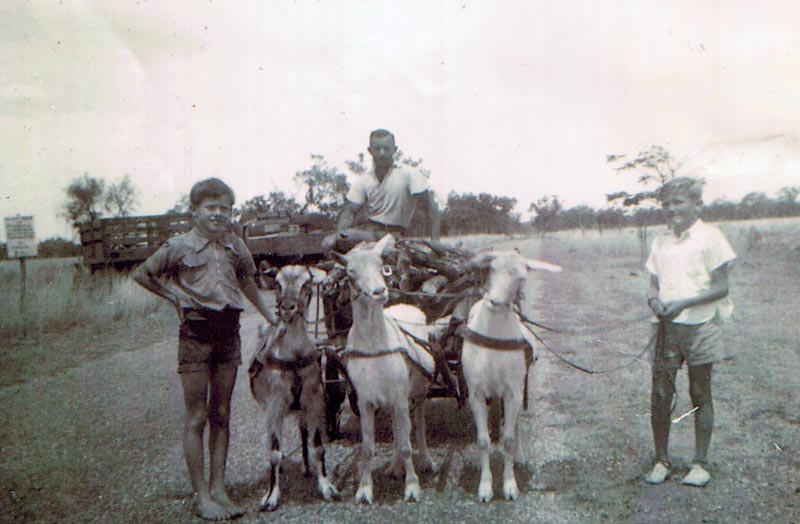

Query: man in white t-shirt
336 129 440 242
643 177 736 488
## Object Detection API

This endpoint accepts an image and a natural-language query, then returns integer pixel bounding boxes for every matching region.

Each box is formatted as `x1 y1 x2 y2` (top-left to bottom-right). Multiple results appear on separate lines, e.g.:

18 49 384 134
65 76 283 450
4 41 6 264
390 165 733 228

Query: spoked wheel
323 353 347 440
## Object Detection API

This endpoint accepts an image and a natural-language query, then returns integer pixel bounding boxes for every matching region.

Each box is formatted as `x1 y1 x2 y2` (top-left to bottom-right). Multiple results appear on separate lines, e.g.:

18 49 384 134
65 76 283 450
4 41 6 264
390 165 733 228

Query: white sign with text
5 215 38 258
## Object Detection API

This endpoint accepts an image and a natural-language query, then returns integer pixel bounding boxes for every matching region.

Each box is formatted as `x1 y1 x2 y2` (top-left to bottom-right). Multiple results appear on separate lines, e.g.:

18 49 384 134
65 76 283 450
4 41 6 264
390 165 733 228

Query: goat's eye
382 265 393 277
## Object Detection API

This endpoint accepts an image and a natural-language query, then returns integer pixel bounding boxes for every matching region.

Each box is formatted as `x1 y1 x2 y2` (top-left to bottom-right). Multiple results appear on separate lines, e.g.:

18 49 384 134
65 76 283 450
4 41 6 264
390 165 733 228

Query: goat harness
456 324 535 411
250 325 319 412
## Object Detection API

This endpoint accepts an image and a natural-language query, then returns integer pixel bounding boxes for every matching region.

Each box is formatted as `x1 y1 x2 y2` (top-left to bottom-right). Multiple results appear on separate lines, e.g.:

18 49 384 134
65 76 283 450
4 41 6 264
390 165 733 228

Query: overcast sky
2 1 800 240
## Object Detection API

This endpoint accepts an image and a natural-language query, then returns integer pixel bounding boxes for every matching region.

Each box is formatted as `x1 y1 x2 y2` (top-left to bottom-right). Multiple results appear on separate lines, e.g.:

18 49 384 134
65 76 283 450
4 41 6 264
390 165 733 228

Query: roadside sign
5 215 38 258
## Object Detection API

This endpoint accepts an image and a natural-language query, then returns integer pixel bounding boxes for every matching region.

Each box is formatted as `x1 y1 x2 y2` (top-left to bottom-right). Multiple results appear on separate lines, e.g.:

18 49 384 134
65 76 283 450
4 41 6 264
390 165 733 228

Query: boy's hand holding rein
653 299 687 322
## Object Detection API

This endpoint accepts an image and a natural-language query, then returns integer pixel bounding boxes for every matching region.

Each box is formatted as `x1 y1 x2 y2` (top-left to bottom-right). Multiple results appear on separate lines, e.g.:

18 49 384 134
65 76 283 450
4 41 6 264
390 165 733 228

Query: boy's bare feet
195 494 237 521
211 489 245 519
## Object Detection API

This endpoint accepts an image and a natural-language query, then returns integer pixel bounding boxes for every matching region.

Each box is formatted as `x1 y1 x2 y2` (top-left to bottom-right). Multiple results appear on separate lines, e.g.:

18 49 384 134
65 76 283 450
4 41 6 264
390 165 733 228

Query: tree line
3 145 798 259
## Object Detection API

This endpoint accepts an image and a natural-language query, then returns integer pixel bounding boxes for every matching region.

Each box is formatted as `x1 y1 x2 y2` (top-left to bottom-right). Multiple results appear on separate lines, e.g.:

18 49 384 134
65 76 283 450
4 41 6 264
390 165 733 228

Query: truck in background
79 212 332 273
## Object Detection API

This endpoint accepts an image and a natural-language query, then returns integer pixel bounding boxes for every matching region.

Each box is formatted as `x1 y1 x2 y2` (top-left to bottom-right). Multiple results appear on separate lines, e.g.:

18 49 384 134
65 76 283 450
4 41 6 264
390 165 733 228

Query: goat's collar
257 352 318 371
342 347 433 379
457 325 529 350
344 347 405 358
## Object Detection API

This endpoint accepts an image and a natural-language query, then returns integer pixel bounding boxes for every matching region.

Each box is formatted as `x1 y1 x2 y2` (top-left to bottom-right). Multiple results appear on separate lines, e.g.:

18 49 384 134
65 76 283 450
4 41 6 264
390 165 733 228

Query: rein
513 307 654 335
518 312 654 375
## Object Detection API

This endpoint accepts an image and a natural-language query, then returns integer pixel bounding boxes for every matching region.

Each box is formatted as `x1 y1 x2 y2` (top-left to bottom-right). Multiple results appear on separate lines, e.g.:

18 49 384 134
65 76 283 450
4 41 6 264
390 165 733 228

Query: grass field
0 217 797 523
0 258 168 338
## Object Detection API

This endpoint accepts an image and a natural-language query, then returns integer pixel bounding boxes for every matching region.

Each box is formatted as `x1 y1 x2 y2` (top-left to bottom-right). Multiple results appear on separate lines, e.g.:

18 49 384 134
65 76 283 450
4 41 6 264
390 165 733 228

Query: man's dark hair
189 178 236 206
369 128 395 144
659 176 704 203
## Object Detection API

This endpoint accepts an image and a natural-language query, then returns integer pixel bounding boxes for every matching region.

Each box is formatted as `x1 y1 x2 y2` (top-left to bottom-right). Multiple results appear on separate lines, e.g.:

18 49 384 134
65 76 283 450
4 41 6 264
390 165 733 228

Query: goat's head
331 234 396 305
274 265 327 322
468 250 562 311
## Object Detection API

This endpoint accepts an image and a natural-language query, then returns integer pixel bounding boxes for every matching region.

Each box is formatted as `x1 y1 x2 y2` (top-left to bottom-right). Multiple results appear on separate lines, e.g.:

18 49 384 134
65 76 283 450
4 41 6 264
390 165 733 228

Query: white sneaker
645 461 670 484
682 464 710 487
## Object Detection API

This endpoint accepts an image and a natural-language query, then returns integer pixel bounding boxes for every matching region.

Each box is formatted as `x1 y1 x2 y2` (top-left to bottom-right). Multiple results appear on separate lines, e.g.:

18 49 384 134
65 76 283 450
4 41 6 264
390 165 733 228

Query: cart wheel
323 358 346 440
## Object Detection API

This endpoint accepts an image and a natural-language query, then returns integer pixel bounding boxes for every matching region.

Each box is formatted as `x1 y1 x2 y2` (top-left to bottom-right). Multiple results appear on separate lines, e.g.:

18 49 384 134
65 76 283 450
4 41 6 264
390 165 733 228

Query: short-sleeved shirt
143 227 257 312
646 219 736 325
346 163 430 229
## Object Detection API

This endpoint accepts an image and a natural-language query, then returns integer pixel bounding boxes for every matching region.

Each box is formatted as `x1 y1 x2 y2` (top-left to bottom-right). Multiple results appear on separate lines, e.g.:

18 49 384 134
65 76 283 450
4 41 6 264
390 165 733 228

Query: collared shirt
346 163 430 228
144 227 257 312
646 219 737 324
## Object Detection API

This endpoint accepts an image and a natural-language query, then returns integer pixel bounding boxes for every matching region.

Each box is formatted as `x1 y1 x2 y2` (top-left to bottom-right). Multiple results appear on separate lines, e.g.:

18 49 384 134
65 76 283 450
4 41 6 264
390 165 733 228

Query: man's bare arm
336 201 362 238
426 191 441 242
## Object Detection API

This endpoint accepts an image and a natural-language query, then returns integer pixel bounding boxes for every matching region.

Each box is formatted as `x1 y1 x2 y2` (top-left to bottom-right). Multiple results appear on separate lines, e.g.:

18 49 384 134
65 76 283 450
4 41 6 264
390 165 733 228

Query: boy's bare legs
207 365 244 516
651 366 678 462
684 364 713 486
688 364 713 462
181 369 235 520
647 366 677 483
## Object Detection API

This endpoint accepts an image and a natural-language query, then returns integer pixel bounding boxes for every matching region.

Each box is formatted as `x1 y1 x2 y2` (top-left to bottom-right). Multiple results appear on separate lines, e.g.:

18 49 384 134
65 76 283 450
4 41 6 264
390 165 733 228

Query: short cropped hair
369 128 395 145
659 176 704 203
189 178 235 207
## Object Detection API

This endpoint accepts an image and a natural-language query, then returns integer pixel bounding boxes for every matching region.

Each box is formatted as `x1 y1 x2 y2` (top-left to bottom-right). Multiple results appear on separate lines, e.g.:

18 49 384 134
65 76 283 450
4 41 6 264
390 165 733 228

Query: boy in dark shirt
134 178 276 519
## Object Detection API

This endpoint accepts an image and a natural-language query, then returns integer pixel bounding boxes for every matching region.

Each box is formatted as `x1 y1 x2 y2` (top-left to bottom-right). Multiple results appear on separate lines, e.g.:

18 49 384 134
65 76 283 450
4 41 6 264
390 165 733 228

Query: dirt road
1 231 798 523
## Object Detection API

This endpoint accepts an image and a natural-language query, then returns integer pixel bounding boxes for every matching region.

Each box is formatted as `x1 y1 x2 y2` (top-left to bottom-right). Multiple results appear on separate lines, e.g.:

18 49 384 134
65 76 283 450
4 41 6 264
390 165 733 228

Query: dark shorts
652 315 722 370
178 308 242 373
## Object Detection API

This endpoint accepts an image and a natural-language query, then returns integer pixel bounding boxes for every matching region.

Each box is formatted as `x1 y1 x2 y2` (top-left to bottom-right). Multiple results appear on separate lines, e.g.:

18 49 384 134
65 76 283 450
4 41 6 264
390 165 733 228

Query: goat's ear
308 266 327 284
374 234 396 256
525 258 563 273
330 251 348 268
465 252 495 270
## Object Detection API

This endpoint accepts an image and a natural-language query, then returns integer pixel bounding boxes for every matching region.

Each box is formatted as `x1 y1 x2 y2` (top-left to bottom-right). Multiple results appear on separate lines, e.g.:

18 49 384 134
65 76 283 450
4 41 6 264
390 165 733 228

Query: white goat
249 265 338 511
331 234 436 504
460 250 562 502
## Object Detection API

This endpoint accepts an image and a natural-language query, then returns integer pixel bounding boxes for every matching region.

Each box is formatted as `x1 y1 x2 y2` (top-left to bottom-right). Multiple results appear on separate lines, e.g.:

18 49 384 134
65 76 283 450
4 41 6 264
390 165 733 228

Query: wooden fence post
19 257 28 336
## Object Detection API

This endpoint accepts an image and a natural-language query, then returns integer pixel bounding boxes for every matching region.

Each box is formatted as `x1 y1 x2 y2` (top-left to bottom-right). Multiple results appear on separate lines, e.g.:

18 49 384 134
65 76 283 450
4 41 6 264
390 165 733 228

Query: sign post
4 215 37 335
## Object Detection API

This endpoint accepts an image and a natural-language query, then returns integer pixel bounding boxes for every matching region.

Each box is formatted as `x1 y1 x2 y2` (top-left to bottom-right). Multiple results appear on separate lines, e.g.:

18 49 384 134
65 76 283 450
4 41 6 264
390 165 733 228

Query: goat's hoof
259 494 279 512
404 482 421 502
478 483 493 503
355 487 373 505
320 483 340 501
503 479 519 500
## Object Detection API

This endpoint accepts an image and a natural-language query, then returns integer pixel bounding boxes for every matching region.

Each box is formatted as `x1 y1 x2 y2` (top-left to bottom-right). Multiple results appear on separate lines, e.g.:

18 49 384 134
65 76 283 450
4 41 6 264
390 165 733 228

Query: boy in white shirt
644 177 736 487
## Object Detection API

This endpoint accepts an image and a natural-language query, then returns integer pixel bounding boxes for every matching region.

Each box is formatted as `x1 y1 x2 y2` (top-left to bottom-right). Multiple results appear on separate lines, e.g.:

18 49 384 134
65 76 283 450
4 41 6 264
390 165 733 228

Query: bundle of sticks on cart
319 235 482 338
